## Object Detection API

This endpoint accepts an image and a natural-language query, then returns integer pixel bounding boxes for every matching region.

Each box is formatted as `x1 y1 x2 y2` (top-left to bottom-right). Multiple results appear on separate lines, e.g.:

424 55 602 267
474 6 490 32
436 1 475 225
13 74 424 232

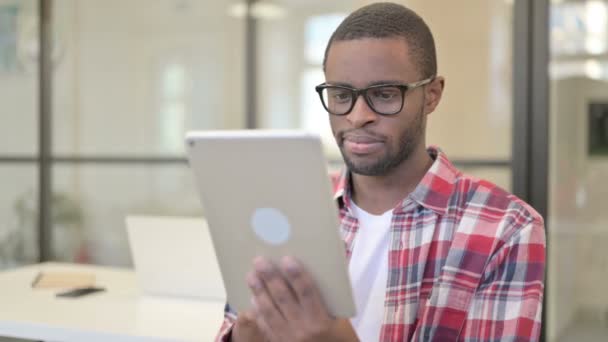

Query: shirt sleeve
215 303 238 342
459 218 546 341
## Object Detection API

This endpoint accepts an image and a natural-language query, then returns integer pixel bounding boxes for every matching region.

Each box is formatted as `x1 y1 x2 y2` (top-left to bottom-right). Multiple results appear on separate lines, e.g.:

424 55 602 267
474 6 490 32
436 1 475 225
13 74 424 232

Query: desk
0 263 226 341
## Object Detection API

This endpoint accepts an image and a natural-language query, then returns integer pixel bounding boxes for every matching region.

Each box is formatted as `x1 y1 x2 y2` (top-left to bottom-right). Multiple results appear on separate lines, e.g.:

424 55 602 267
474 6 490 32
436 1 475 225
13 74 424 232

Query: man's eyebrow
367 80 404 86
324 81 354 87
325 80 405 88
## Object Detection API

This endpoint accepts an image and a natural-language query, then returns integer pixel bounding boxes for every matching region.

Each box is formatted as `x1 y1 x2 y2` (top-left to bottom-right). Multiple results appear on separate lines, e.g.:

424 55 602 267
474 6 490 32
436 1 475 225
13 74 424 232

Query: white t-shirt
348 202 393 341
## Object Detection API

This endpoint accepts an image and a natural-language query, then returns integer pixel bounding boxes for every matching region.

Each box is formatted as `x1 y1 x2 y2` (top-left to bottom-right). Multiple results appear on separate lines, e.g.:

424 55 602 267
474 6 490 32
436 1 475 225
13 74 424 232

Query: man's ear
423 76 445 116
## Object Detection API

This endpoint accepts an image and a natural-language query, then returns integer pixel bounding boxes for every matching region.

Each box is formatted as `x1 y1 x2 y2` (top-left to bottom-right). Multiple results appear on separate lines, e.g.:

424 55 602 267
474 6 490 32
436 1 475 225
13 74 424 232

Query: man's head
323 2 437 79
322 2 444 176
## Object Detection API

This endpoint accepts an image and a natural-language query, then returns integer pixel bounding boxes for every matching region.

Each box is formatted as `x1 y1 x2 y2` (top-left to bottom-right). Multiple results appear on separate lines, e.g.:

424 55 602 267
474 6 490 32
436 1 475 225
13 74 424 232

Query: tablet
185 130 355 317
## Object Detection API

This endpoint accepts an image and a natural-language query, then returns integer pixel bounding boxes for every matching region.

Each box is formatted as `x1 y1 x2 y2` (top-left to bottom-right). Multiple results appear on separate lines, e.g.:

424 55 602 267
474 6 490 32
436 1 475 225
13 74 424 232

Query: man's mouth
342 133 385 155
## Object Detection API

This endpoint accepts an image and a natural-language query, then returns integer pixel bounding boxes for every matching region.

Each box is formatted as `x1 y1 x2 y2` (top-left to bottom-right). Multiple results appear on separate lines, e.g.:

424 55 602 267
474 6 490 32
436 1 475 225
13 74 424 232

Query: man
217 2 545 341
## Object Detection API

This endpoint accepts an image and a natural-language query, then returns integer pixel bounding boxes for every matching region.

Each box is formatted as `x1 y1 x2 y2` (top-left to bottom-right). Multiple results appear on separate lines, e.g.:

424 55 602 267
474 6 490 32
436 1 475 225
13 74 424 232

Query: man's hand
232 309 268 342
246 256 358 342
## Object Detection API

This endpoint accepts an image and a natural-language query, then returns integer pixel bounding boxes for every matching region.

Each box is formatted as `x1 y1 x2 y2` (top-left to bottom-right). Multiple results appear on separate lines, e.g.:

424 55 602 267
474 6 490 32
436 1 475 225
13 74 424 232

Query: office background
0 0 606 341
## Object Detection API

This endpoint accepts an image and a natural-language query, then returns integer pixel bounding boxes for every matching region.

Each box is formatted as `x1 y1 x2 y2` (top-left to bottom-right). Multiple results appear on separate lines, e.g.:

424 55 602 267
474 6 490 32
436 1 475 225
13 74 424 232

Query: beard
338 108 425 176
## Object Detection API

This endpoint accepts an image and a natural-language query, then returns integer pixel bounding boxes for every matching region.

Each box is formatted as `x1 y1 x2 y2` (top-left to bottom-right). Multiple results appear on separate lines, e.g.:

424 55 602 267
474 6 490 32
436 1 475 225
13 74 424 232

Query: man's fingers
252 306 277 342
280 256 327 317
252 257 302 322
247 270 287 330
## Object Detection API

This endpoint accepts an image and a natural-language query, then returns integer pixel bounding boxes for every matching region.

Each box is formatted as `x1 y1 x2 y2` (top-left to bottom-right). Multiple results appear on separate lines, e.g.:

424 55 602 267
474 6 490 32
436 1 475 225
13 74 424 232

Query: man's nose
346 95 378 128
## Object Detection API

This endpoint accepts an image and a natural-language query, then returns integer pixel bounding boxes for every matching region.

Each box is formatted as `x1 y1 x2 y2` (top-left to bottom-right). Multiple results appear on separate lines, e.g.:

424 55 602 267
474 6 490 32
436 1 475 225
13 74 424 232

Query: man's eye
372 89 399 100
331 91 351 102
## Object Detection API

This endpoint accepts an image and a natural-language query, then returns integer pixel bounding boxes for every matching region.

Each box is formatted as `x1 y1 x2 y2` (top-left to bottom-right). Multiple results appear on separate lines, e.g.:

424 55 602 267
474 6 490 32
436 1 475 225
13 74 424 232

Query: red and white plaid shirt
216 146 545 341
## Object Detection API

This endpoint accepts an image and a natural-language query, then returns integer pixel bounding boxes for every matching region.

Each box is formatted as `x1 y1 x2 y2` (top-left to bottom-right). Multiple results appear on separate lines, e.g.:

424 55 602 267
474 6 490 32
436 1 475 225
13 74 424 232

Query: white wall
49 0 245 265
52 0 246 156
402 0 513 160
0 0 39 267
0 0 38 155
548 76 608 340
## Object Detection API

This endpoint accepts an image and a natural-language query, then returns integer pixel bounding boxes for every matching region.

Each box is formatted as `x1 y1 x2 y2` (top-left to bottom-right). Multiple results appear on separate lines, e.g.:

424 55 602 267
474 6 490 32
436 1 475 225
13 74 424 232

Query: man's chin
342 150 412 176
344 158 387 176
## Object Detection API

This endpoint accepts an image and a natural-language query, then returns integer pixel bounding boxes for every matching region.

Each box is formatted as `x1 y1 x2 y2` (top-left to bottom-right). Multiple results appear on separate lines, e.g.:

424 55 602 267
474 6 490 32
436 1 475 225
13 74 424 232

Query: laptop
125 215 226 301
185 130 356 317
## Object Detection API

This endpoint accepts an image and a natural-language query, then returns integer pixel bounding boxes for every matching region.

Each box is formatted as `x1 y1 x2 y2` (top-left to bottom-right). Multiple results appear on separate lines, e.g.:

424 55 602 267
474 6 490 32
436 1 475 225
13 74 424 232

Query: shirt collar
333 146 459 215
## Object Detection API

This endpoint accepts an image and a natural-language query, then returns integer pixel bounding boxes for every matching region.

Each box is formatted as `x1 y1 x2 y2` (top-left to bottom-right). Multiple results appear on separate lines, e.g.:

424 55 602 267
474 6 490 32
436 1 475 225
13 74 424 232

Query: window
300 14 346 159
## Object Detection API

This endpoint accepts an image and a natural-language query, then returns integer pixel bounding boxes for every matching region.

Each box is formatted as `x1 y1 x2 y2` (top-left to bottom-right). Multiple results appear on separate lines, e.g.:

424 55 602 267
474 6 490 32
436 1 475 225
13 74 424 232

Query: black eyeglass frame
314 77 434 116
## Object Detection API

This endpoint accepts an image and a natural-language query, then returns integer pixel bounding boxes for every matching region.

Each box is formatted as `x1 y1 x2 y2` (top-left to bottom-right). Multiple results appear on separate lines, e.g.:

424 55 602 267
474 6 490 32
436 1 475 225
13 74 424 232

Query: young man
217 2 545 341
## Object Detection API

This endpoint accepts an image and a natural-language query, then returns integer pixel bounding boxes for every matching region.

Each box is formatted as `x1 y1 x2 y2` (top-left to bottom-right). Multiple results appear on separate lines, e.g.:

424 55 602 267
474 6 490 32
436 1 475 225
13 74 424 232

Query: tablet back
185 130 355 317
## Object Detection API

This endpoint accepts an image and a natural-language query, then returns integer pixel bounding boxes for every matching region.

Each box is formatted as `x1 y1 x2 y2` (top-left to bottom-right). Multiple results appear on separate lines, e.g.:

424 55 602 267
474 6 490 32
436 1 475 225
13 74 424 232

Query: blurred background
0 0 606 341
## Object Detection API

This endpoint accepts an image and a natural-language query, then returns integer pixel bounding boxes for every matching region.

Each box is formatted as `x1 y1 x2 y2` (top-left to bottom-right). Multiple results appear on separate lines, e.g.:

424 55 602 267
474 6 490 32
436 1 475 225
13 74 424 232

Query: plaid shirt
216 146 545 341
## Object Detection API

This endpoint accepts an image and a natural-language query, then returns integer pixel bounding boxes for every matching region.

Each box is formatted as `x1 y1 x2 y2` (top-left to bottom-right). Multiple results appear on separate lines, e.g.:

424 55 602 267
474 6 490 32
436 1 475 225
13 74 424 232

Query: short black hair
323 2 437 79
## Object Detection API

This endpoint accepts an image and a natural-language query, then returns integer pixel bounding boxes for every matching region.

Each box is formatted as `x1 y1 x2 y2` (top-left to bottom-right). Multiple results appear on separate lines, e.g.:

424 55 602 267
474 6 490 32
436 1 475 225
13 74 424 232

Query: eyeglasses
315 77 434 116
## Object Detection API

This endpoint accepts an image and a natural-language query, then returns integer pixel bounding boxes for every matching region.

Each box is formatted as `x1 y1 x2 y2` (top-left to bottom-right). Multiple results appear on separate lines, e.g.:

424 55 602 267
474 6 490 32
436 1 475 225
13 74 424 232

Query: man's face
324 38 436 176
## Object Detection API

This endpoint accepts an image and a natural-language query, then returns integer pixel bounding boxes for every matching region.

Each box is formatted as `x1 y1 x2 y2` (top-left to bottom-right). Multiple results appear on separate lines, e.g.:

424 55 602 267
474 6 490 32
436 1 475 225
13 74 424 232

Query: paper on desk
31 271 96 289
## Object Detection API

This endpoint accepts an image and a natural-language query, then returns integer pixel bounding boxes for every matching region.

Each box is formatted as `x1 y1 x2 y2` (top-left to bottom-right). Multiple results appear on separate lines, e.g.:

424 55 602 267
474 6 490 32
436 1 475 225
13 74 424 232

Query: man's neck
350 146 434 215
